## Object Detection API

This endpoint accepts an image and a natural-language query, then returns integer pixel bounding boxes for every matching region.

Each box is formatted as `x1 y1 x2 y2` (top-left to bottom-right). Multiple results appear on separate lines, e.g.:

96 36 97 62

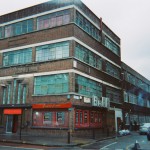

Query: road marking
126 143 134 150
100 142 117 150
0 145 43 150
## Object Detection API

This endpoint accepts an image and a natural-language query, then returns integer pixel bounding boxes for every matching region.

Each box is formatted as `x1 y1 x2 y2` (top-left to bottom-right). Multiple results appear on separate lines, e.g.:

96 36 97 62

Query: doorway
6 115 18 133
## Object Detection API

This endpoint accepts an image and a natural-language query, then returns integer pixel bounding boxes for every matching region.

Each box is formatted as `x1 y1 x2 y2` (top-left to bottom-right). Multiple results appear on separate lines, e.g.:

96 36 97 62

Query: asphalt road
0 132 150 150
81 132 150 150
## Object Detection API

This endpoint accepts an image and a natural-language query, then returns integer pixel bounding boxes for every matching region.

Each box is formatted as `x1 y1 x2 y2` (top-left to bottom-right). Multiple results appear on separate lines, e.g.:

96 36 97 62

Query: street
0 132 150 150
81 132 150 150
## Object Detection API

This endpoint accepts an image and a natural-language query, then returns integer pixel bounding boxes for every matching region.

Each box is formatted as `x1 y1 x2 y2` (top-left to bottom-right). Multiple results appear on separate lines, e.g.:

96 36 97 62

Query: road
81 132 150 150
0 132 150 150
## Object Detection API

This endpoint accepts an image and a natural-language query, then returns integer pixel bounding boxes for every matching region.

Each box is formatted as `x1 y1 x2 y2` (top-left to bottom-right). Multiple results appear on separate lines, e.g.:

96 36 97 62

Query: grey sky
0 0 150 80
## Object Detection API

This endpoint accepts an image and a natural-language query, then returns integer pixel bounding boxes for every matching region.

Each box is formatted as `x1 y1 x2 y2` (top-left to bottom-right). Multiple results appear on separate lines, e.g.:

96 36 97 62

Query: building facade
122 62 150 130
0 0 148 137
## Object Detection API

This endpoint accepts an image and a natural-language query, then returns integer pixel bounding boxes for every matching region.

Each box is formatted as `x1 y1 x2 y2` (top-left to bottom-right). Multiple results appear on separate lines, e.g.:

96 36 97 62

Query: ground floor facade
0 103 117 137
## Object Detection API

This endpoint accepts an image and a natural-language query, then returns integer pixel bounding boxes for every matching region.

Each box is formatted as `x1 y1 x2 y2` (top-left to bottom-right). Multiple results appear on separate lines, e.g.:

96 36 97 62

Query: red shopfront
75 109 103 128
32 102 72 128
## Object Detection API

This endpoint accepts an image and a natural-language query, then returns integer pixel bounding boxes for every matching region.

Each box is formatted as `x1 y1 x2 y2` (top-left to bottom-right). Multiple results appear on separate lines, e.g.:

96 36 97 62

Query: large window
105 36 120 56
106 87 121 103
37 10 70 30
75 75 102 98
34 73 69 95
75 43 102 70
33 111 68 128
126 72 136 86
76 11 101 41
75 109 102 128
106 62 120 79
36 41 69 62
3 48 32 67
5 19 33 38
128 93 137 104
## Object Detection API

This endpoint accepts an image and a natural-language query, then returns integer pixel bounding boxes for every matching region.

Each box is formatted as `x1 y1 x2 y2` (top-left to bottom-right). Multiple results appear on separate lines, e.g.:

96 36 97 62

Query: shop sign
32 102 72 109
4 109 22 115
84 97 91 103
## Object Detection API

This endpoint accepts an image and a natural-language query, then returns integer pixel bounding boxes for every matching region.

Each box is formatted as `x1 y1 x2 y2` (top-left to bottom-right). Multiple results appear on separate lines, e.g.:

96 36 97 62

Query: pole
19 114 22 140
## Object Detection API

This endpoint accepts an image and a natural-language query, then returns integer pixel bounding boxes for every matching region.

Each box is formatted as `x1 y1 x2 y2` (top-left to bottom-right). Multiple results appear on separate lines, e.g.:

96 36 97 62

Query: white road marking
100 142 117 150
0 145 43 150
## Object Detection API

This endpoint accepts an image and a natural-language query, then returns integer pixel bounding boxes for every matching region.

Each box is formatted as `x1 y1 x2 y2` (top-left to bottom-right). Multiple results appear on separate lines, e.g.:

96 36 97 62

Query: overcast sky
0 0 150 80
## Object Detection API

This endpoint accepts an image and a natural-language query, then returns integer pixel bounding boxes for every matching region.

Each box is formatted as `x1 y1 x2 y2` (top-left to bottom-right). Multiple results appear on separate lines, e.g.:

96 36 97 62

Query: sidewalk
0 132 117 147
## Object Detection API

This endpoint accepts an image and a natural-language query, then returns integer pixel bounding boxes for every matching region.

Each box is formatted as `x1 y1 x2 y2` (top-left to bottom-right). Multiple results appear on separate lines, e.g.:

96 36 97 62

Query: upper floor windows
106 87 121 103
5 19 33 38
75 11 101 41
75 75 102 98
36 41 69 62
37 10 70 30
105 36 120 56
75 43 102 70
106 62 120 79
34 73 69 95
2 80 27 105
3 48 32 67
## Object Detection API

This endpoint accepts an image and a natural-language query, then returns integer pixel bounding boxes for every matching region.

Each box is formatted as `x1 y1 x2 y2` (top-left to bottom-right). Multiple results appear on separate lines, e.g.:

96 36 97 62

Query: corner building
0 0 122 137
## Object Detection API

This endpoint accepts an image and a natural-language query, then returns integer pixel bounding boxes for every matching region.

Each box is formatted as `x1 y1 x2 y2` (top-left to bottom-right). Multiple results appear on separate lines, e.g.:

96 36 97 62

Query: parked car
147 127 150 141
139 123 150 135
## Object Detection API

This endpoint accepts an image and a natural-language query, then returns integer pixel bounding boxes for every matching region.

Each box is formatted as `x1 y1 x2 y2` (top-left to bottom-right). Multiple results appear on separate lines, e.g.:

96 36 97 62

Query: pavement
0 131 116 147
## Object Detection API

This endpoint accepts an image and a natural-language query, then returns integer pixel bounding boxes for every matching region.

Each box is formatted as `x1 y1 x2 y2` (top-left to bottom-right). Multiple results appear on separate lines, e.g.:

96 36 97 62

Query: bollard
132 140 140 150
67 130 70 144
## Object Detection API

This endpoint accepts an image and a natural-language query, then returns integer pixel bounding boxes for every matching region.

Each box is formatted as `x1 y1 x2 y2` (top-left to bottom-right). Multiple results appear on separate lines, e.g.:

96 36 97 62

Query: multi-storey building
0 0 124 137
122 62 150 130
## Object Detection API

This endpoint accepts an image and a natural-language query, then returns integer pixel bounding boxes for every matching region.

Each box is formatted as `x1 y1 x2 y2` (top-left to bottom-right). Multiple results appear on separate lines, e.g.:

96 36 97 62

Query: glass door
6 115 13 133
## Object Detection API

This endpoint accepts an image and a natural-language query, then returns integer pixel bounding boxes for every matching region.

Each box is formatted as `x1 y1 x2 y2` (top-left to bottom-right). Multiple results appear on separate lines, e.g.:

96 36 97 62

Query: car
139 123 150 135
147 127 150 141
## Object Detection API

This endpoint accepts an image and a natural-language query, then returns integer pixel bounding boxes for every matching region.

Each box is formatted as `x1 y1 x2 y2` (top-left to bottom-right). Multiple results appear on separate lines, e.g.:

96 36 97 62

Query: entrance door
6 115 13 133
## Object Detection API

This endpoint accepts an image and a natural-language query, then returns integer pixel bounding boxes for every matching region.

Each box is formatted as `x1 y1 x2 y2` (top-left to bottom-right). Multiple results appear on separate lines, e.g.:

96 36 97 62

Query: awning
4 109 22 115
32 102 72 109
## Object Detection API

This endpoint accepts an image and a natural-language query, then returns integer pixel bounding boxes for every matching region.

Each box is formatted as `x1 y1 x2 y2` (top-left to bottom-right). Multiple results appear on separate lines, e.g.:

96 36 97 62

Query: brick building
122 62 150 130
0 0 148 137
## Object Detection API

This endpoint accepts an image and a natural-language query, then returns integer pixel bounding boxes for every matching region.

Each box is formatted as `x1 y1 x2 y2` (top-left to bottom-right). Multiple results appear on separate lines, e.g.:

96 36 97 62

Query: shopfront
32 102 72 128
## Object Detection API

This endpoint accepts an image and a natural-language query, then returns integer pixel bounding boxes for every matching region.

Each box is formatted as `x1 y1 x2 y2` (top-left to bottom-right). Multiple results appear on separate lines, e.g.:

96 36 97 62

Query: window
34 73 69 95
17 82 22 104
7 83 11 104
3 48 32 67
76 11 101 41
75 43 102 70
0 27 3 39
124 91 128 102
128 93 137 104
147 100 150 108
56 112 65 125
36 41 69 62
22 86 27 104
106 87 121 103
33 111 68 128
76 75 102 98
12 80 17 104
2 88 7 104
106 62 120 79
37 10 70 30
5 19 33 38
126 72 136 86
105 36 120 56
